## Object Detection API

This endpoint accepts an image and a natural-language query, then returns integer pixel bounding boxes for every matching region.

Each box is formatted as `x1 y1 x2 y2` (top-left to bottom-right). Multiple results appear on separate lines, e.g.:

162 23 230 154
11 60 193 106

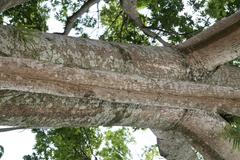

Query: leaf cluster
23 127 134 160
0 0 49 31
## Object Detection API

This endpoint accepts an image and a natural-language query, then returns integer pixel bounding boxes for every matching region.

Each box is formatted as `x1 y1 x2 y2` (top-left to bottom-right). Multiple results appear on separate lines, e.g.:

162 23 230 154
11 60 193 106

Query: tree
23 127 134 160
0 0 240 159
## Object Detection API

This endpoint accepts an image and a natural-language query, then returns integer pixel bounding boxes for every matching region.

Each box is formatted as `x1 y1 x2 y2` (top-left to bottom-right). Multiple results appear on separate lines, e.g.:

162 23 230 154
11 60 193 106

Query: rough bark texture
1 57 240 117
153 130 199 160
178 111 240 160
178 10 240 74
186 26 240 71
0 25 185 80
0 9 240 160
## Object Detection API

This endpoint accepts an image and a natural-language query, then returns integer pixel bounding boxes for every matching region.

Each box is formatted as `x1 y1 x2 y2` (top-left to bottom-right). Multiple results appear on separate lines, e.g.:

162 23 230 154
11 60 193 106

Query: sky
0 2 165 160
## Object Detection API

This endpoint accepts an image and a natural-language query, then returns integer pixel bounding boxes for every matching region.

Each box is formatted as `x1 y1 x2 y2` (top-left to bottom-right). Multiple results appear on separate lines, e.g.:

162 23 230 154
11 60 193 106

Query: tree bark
0 9 240 159
178 10 240 73
153 130 200 160
178 110 240 160
0 56 240 117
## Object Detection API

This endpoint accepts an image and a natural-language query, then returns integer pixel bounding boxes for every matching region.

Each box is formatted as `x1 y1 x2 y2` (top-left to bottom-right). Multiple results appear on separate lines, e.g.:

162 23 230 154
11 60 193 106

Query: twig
0 126 26 132
63 0 100 35
120 0 172 47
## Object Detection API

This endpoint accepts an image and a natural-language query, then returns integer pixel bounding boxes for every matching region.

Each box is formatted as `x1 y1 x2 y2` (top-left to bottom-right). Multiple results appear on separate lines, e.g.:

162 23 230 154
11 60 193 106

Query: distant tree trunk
0 10 240 160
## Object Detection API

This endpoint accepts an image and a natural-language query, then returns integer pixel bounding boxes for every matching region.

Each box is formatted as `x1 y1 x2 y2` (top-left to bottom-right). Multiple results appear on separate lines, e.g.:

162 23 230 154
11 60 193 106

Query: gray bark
153 130 199 160
0 9 240 160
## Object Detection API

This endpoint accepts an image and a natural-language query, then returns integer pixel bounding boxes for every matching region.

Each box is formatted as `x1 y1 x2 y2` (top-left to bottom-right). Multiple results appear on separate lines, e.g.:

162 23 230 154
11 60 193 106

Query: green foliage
24 127 102 160
232 58 240 67
223 117 240 149
51 0 85 23
11 25 38 43
1 0 49 31
142 145 160 160
0 145 4 159
51 0 97 35
24 127 134 160
206 0 240 20
100 0 210 44
100 0 150 45
98 128 134 160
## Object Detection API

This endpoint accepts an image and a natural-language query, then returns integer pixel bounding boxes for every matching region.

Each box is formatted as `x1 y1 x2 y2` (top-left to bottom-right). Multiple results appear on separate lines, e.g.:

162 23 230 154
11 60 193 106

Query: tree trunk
0 10 240 159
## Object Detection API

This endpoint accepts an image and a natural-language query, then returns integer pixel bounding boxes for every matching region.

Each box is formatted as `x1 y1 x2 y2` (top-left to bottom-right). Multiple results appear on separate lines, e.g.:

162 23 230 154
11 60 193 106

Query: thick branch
63 0 100 35
120 0 171 47
0 25 240 115
1 57 240 116
1 90 239 159
0 90 186 129
154 111 240 160
179 10 240 71
177 110 240 160
0 25 185 80
0 0 29 12
152 130 199 160
178 10 240 52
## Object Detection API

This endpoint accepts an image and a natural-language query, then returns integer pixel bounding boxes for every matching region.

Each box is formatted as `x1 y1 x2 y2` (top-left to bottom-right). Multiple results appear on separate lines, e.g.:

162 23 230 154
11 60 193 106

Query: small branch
0 0 29 12
102 11 123 37
147 26 196 36
0 126 26 132
120 0 172 47
63 0 100 35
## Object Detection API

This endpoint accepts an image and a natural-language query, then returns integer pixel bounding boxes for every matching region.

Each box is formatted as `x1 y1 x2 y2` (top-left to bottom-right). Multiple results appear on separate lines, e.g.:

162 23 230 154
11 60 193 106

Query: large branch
154 111 240 160
0 0 29 12
0 25 240 116
0 90 239 159
152 130 199 160
177 111 240 160
178 10 240 71
120 0 171 47
178 10 240 52
63 0 100 35
0 25 185 80
0 90 186 129
1 57 240 116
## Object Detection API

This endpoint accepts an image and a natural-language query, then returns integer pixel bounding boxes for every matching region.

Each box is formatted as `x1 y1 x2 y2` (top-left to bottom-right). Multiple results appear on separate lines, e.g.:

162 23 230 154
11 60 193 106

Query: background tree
23 127 134 160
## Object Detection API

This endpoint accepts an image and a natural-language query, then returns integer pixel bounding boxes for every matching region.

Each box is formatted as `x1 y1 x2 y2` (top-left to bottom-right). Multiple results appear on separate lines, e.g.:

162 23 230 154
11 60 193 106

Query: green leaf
0 145 4 159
